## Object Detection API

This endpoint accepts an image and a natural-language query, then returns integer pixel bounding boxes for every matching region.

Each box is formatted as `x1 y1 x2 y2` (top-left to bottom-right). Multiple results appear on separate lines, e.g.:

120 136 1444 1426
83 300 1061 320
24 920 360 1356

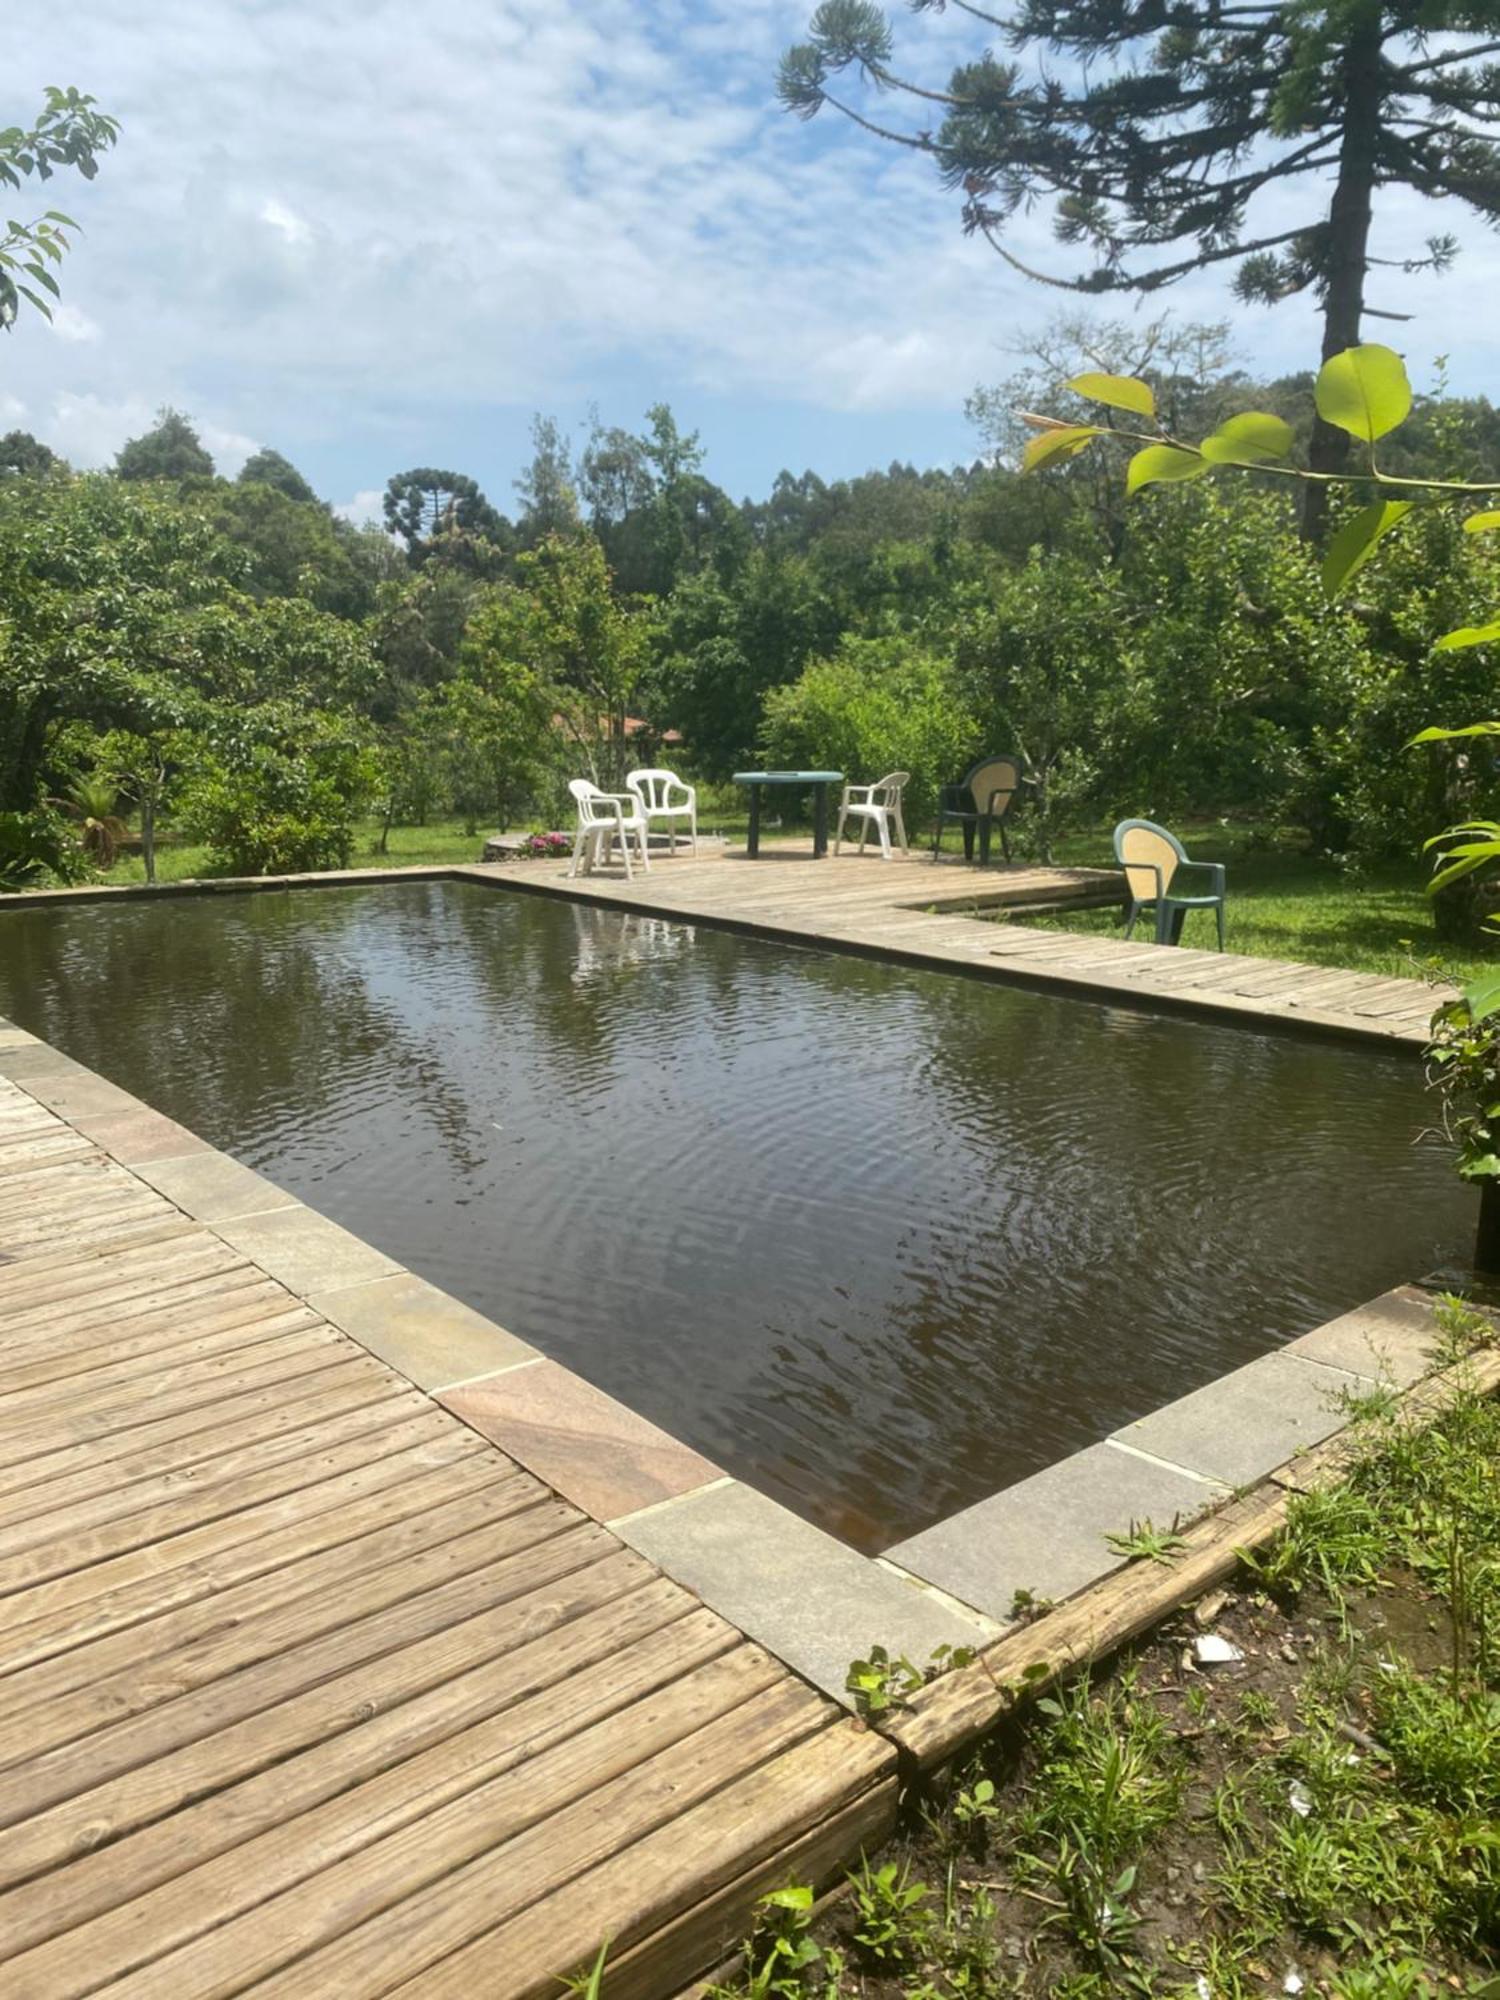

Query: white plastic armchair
834 772 910 860
626 767 697 857
567 779 652 880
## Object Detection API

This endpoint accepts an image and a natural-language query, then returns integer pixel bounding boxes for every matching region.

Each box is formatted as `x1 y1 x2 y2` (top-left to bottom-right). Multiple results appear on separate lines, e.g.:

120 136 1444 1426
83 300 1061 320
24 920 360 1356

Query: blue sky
6 1 1500 521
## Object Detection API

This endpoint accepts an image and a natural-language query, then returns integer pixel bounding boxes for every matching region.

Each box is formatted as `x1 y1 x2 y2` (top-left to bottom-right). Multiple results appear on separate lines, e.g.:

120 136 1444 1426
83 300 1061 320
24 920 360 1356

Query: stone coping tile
0 1043 93 1082
0 1027 40 1051
73 1108 215 1166
18 1069 146 1118
883 1441 1227 1625
133 1149 299 1223
618 1479 989 1702
1282 1287 1439 1389
313 1272 538 1393
1111 1349 1365 1491
213 1203 400 1298
439 1359 719 1523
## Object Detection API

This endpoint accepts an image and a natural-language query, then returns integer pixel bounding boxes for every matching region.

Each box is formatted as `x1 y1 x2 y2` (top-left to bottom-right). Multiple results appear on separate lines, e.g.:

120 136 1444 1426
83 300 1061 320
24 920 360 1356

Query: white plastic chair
567 779 652 880
834 771 910 860
626 767 698 857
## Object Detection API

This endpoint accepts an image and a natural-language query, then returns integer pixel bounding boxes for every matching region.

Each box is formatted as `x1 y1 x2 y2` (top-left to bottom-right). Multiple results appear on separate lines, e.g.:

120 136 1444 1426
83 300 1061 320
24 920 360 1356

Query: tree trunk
1475 1180 1500 1277
1302 12 1383 541
141 790 156 885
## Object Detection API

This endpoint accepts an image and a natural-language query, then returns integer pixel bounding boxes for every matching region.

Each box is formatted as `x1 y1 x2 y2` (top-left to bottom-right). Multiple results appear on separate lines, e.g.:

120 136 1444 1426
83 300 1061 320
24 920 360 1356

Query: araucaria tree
780 2 1500 523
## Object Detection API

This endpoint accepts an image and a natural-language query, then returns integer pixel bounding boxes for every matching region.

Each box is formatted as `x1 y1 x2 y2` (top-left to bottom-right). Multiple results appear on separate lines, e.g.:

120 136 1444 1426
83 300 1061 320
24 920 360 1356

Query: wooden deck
0 1078 894 1999
461 846 1444 1047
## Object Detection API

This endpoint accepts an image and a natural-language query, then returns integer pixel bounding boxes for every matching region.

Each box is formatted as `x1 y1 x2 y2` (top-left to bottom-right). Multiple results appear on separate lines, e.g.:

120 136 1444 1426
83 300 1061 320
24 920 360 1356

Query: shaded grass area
1006 824 1500 989
697 1302 1500 2000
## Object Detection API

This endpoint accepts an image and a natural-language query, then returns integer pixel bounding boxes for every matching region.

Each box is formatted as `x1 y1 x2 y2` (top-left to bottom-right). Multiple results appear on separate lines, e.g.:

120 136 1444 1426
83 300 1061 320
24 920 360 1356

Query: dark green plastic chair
933 754 1023 863
1114 819 1226 948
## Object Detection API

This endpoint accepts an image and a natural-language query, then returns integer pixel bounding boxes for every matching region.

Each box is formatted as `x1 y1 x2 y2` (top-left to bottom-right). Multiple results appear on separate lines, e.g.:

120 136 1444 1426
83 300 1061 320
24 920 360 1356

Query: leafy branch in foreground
1026 340 1500 1260
0 87 119 331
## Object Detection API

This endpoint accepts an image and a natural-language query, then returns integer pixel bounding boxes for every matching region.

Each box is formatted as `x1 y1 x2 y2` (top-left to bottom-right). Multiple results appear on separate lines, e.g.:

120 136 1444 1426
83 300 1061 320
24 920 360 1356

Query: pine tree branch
1402 40 1500 77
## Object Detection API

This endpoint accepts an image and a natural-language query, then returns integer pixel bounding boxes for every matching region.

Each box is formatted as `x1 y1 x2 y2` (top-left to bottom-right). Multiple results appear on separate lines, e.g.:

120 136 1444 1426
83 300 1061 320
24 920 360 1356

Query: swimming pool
0 879 1469 1548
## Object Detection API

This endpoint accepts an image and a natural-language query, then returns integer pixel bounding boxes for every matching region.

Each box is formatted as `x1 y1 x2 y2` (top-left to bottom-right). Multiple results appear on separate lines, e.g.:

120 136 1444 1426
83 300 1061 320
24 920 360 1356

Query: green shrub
758 634 975 829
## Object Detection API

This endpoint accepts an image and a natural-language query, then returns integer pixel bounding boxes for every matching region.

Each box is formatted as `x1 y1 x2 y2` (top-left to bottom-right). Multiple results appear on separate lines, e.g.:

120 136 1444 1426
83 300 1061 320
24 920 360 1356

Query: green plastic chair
1114 819 1226 948
933 754 1023 863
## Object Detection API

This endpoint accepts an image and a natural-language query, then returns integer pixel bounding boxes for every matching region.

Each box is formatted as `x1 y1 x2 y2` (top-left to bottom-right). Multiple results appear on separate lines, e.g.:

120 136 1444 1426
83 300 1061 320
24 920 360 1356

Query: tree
115 408 216 482
382 467 506 563
0 430 60 478
1 87 118 333
238 448 319 506
780 2 1500 527
211 480 384 621
513 416 582 546
469 535 651 787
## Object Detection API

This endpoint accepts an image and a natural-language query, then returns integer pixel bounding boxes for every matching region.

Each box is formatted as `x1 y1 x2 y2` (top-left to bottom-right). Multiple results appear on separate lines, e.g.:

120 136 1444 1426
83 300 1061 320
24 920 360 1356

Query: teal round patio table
732 770 845 858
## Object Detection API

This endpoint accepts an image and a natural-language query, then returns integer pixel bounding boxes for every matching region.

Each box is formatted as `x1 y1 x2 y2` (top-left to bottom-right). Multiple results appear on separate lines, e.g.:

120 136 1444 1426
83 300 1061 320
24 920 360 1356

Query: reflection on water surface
0 881 1469 1549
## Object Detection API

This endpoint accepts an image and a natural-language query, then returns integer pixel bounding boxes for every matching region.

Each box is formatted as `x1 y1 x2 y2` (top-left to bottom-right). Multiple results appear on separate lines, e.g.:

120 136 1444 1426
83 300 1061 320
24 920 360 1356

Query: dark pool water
0 881 1470 1548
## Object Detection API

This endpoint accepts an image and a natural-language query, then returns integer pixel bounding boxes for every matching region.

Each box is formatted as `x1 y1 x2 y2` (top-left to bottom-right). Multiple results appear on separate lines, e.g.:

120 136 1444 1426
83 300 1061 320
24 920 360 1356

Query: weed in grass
1008 1586 1054 1623
1240 1482 1386 1607
844 1641 979 1720
1430 1293 1500 1367
1008 1674 1185 1970
563 1942 609 1996
847 1856 933 1969
1372 1664 1500 1817
951 1776 1002 1843
1104 1518 1187 1566
1236 1688 1280 1736
709 1884 847 2000
844 1645 924 1718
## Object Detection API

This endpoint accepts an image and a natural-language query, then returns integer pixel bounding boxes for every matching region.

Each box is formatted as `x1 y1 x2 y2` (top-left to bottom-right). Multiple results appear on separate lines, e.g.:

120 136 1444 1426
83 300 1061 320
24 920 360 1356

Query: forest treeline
4 317 1500 883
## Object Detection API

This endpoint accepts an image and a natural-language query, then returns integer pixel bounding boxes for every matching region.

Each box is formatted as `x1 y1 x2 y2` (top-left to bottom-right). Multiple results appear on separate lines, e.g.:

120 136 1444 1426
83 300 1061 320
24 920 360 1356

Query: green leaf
1065 371 1155 419
1125 444 1207 495
1021 424 1101 474
1408 722 1500 746
1463 970 1500 1025
1436 621 1500 651
1462 510 1500 535
1314 344 1413 444
1198 412 1295 465
1321 499 1412 598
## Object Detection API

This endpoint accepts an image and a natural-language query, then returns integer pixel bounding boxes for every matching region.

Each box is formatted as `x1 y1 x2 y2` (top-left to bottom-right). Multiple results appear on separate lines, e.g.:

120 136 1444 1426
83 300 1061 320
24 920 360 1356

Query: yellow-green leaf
1125 445 1207 495
1198 412 1295 466
1408 722 1500 746
1021 424 1101 474
1314 345 1412 444
1321 498 1413 599
1462 510 1500 535
1066 372 1156 420
1435 620 1500 651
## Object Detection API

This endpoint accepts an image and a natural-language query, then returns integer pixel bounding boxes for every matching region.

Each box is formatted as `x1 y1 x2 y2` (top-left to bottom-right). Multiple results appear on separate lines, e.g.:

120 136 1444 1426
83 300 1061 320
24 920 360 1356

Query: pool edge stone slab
437 1359 723 1526
617 1478 994 1703
882 1439 1229 1628
311 1272 542 1394
210 1204 403 1299
1109 1347 1370 1491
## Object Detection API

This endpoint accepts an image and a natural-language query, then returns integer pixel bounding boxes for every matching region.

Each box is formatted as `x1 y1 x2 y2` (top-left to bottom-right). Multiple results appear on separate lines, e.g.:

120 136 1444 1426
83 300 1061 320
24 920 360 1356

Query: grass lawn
698 1302 1500 2000
1013 822 1500 989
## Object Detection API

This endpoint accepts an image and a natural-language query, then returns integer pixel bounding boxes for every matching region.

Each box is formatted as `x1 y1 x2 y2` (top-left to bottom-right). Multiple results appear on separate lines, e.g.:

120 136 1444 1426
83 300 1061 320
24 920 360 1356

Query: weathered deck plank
0 1082 892 1998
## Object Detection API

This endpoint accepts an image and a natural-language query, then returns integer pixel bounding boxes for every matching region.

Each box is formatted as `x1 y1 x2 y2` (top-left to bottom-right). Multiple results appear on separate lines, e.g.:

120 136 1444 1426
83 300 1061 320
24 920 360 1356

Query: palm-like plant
56 773 128 868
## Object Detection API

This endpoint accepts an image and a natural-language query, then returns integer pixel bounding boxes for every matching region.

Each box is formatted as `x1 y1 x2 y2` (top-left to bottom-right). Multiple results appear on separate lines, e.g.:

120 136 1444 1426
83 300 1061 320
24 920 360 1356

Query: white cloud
259 198 312 248
48 303 101 344
335 488 386 527
6 0 1498 487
